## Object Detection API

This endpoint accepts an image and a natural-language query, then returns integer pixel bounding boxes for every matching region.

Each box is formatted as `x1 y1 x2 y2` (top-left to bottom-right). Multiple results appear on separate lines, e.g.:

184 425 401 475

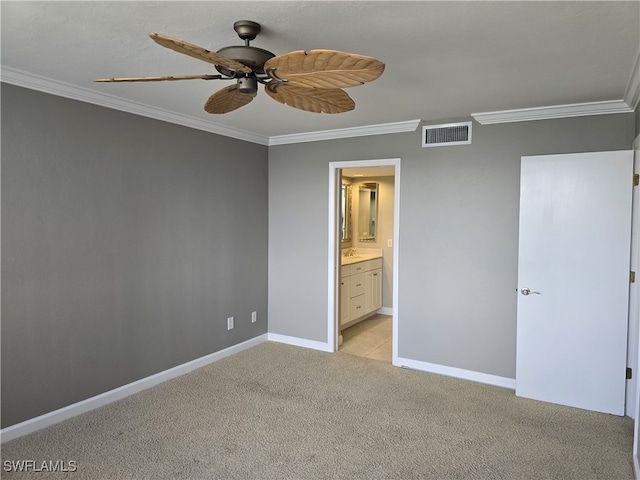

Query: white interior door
516 150 633 415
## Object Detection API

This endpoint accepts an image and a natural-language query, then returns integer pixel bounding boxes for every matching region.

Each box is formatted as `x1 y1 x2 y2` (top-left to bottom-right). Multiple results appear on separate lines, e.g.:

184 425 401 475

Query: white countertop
341 253 382 266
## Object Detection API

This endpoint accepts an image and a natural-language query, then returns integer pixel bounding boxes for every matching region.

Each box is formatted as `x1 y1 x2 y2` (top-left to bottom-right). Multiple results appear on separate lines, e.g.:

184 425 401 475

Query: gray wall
268 114 635 379
1 84 269 427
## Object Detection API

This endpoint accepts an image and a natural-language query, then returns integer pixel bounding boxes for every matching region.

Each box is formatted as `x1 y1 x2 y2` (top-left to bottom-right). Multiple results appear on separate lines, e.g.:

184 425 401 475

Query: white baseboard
267 333 332 352
377 307 393 316
395 356 516 390
0 334 268 443
634 454 639 480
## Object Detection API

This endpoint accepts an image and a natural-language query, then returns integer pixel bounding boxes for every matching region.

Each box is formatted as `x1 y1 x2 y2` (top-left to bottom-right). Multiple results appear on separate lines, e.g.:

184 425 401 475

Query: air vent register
422 121 472 147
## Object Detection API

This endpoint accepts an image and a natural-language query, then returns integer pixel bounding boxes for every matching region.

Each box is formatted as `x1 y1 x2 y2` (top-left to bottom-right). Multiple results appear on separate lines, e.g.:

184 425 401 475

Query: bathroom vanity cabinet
340 257 382 329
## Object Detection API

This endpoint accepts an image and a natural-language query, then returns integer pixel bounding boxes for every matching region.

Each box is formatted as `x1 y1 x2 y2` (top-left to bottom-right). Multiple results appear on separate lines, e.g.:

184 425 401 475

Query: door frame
327 158 401 363
631 134 640 478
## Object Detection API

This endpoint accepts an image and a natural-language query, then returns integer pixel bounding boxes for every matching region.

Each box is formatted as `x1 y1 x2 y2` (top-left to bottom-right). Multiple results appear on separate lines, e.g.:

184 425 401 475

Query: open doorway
327 159 400 365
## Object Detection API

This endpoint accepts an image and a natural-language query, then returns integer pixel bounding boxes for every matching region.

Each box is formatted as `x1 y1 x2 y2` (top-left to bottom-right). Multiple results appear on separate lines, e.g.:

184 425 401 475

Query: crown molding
472 99 633 125
474 49 640 125
625 49 640 111
268 119 421 146
1 66 420 146
4 66 634 145
0 66 270 146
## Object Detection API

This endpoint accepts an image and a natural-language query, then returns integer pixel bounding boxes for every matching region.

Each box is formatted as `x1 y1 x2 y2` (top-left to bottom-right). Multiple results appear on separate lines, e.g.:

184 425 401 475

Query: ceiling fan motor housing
215 46 275 76
215 20 275 78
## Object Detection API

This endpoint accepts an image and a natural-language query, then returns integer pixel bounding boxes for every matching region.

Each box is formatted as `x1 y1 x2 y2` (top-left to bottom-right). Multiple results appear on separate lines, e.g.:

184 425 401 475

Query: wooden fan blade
265 84 355 114
148 33 252 74
94 74 222 82
264 50 384 89
204 85 256 114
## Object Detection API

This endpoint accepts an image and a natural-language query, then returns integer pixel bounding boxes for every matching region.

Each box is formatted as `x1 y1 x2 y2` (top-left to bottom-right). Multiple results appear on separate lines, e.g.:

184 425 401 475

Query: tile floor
339 314 392 362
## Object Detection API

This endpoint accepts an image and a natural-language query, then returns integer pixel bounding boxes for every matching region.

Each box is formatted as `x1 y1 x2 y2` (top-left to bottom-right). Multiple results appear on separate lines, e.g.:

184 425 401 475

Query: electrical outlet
227 317 234 330
387 239 393 248
251 311 257 323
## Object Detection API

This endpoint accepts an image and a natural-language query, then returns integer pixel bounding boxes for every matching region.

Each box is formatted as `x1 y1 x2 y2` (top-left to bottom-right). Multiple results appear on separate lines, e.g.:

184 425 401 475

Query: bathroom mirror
358 182 378 242
340 183 352 243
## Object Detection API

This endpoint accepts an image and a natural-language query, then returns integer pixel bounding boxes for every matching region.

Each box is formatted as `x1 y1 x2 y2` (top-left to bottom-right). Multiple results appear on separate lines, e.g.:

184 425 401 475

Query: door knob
521 287 541 296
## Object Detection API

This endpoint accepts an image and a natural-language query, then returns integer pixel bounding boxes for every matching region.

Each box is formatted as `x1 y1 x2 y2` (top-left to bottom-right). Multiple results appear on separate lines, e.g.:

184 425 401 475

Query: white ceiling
2 1 639 144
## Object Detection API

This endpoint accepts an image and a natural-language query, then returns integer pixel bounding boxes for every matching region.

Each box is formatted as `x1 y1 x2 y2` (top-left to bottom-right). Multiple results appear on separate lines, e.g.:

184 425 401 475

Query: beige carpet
1 342 634 479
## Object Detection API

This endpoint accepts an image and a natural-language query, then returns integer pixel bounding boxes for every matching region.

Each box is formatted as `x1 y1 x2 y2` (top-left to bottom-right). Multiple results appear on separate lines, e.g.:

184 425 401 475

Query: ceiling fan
95 20 385 114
